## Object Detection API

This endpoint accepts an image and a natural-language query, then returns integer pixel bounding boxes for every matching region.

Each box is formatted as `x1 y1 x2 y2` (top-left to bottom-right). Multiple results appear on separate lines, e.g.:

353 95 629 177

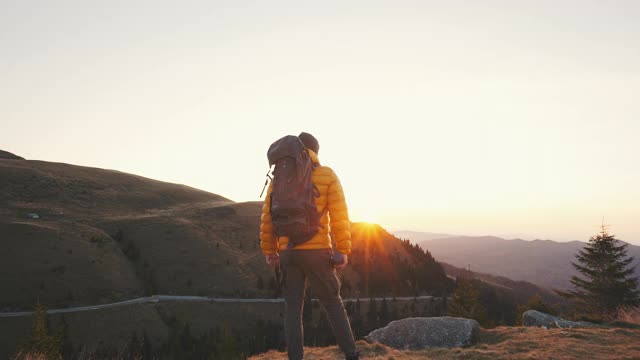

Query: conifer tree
215 323 241 359
562 227 639 316
378 298 390 326
525 294 556 315
350 298 365 338
16 302 64 359
516 293 556 325
366 297 378 331
448 278 488 325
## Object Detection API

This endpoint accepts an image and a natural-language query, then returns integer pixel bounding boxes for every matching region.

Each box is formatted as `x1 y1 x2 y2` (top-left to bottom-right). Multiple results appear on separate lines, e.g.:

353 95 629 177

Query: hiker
260 132 359 360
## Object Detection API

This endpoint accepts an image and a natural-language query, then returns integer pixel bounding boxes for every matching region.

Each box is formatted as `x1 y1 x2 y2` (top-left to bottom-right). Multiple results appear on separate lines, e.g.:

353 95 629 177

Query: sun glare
360 221 376 227
350 206 381 225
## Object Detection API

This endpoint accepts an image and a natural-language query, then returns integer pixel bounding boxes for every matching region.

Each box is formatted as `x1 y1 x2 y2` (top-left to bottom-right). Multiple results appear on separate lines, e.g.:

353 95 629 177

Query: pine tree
378 298 390 326
562 227 640 316
525 294 556 315
16 302 64 359
215 323 241 359
350 298 365 338
516 293 556 325
448 278 488 325
366 297 379 331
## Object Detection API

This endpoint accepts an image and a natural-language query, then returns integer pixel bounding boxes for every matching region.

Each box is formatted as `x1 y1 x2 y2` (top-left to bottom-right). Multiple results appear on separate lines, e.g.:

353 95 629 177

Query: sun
358 221 377 228
350 206 381 225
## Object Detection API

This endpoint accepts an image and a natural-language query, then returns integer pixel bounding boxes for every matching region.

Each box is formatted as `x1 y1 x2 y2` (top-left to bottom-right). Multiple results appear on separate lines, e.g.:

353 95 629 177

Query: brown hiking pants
280 249 357 360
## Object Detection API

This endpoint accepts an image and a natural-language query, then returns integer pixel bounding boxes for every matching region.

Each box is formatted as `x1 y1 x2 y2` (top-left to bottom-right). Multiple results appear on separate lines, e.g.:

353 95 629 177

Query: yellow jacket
260 150 352 255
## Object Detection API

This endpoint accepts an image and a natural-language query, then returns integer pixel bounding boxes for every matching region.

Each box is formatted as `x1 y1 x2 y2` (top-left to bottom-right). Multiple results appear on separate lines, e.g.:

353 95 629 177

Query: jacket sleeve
260 182 278 255
327 170 352 255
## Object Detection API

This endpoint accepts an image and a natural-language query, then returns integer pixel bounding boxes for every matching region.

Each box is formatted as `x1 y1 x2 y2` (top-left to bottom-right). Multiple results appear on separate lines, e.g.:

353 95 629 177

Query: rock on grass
522 310 596 328
364 317 480 350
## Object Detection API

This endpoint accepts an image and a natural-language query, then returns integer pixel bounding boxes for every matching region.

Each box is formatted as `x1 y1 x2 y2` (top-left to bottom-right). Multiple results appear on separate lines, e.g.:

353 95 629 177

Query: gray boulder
522 310 595 328
364 317 480 350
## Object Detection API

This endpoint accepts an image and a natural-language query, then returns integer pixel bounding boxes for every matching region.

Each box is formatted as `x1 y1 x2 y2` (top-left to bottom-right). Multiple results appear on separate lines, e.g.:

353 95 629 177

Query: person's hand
265 253 280 267
333 252 348 270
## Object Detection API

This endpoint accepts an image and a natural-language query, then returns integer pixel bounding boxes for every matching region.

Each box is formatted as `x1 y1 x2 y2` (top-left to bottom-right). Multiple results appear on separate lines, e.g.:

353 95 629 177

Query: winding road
0 295 437 318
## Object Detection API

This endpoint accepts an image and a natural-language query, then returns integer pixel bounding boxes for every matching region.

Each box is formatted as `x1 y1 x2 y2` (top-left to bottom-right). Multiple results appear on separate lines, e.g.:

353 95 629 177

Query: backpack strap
259 168 273 198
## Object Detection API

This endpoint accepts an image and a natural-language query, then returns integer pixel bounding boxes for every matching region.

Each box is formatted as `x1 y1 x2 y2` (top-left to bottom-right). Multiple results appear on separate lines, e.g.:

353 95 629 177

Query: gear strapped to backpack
262 135 323 248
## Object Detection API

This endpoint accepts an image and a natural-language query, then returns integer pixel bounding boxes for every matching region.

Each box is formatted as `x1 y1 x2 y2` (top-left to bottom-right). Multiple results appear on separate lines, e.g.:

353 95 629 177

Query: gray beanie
298 132 319 154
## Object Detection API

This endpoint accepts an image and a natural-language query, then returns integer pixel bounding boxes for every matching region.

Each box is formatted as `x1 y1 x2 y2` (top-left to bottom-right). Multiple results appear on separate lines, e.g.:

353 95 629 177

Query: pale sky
2 1 639 243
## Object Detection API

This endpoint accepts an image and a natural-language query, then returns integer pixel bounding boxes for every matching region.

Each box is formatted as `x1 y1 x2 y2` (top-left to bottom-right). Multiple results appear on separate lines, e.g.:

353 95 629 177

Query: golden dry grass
11 352 49 360
617 306 640 326
250 326 640 360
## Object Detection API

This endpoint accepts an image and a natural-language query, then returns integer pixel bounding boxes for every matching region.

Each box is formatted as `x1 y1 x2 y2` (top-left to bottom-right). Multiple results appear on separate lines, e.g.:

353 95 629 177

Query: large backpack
263 135 322 248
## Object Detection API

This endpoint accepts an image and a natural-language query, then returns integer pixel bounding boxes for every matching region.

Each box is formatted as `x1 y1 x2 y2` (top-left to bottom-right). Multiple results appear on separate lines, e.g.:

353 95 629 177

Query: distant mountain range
398 232 640 290
392 231 454 242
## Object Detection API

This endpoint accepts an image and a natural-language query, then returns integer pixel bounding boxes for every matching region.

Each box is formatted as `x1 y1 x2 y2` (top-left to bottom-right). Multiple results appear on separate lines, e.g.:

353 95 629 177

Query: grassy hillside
0 158 258 309
0 158 451 311
0 220 141 309
0 158 228 218
0 150 24 160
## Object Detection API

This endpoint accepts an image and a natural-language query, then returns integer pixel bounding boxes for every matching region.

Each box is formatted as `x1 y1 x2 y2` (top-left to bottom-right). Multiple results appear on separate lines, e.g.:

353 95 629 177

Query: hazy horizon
3 1 639 244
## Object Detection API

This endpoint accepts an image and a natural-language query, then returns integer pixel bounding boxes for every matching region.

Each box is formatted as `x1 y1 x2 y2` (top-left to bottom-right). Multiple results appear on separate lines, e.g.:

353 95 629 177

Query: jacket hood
307 149 320 166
